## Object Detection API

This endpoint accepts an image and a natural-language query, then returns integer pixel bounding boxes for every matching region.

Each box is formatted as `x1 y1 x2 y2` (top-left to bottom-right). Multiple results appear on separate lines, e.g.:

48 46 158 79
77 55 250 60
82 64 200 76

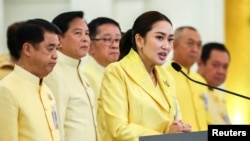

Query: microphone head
171 62 182 72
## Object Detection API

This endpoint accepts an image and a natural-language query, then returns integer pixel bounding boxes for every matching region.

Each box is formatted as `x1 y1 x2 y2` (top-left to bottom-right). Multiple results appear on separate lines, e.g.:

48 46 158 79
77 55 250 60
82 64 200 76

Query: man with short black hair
45 11 98 141
198 42 231 124
81 17 122 108
0 18 61 141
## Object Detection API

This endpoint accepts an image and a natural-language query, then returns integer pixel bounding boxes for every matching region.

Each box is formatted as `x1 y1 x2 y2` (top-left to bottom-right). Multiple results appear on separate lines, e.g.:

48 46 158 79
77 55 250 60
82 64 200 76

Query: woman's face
136 20 174 68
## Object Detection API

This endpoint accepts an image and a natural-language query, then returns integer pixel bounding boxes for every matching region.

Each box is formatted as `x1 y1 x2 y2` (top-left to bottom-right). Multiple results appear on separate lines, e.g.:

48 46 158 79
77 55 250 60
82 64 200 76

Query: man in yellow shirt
0 18 61 141
165 26 208 131
81 17 122 109
45 11 98 141
198 42 231 124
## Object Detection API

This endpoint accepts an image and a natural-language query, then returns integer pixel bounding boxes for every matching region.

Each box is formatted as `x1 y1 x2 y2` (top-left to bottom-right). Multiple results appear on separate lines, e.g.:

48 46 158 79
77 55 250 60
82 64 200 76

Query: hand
168 120 192 133
181 122 192 132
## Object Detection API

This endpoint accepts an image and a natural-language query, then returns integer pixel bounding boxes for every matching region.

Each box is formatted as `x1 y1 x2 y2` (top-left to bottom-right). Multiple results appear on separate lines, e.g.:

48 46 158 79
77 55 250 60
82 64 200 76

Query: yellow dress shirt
0 65 60 141
80 55 105 111
202 89 231 124
98 49 181 141
0 53 14 79
45 51 98 141
165 61 208 131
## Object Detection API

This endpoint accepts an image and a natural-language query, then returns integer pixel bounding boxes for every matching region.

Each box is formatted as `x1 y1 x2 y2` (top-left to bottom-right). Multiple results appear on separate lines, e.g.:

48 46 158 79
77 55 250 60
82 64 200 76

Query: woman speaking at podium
97 10 192 141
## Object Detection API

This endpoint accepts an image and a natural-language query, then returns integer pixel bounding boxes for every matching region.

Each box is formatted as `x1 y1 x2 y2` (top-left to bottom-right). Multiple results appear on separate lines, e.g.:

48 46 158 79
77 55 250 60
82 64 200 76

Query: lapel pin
163 80 170 87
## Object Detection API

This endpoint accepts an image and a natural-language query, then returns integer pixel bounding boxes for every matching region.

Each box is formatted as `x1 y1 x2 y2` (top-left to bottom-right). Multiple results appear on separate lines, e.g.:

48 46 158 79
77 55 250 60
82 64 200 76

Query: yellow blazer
98 49 180 141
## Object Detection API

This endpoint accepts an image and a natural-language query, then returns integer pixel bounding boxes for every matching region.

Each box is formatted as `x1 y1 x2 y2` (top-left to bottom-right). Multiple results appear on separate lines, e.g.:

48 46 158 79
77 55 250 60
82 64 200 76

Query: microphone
171 62 250 100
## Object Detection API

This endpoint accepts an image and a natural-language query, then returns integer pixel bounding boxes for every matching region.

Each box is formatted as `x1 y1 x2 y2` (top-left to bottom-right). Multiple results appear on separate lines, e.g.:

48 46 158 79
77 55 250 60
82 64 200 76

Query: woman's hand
168 120 192 133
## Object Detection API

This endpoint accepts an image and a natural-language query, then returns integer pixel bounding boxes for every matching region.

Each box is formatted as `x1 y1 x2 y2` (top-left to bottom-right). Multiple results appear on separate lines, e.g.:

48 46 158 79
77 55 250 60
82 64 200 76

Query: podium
139 131 208 141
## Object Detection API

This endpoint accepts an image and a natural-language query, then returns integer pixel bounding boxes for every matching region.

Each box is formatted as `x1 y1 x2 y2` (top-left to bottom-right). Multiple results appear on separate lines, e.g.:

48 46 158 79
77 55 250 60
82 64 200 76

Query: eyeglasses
91 38 120 46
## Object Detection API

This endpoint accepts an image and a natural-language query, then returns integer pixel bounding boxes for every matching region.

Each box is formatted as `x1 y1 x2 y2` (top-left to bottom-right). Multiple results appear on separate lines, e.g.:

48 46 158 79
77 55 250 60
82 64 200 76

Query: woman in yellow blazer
97 11 192 141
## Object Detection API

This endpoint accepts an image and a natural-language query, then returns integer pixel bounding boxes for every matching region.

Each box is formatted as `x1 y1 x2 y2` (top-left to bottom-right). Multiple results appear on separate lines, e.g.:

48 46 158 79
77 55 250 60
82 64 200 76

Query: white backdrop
1 0 224 54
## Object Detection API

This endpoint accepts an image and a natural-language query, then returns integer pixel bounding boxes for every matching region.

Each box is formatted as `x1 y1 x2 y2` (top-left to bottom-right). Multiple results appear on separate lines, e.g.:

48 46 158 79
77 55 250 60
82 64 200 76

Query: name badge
52 105 59 129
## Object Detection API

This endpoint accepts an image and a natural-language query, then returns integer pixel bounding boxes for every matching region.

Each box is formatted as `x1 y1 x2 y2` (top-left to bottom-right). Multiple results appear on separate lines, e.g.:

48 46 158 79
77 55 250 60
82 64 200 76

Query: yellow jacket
202 89 231 124
80 55 105 111
45 51 98 141
0 65 60 141
165 61 208 131
0 53 14 79
98 49 180 141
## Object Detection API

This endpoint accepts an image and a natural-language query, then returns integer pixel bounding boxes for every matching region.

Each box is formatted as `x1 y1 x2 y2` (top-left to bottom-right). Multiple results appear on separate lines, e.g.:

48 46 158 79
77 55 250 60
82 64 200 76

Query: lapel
120 49 173 111
155 66 174 111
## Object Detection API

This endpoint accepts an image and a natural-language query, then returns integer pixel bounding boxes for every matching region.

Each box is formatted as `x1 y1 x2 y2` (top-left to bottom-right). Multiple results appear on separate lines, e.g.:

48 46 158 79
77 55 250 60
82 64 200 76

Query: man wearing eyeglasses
81 17 122 109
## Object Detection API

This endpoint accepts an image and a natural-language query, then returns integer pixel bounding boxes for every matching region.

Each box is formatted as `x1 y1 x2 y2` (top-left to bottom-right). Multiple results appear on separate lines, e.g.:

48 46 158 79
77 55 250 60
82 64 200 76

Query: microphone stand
179 70 250 100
